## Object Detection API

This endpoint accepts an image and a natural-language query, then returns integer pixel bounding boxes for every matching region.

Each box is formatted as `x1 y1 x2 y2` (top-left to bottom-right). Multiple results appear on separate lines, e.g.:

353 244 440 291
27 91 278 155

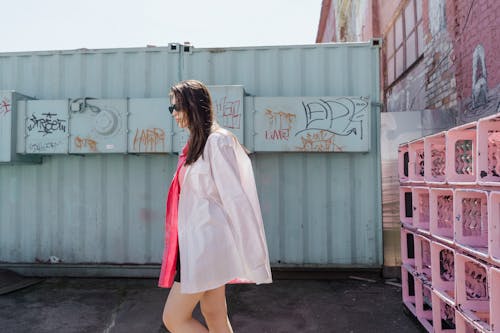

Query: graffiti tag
214 97 241 129
30 142 60 153
0 98 11 116
27 113 67 136
133 128 166 152
296 97 368 139
264 109 296 141
296 130 343 152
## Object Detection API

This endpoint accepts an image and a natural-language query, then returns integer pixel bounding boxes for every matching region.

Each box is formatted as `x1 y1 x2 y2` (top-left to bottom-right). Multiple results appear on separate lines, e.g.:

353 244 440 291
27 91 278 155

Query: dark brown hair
169 80 214 165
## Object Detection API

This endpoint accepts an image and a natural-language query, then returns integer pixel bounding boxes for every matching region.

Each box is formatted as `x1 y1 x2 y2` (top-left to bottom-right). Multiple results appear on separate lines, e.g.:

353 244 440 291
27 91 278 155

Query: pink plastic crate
430 188 455 245
401 227 416 267
455 253 490 331
402 265 417 316
454 190 489 259
416 278 434 332
490 267 500 333
425 131 447 184
431 241 455 304
400 186 413 226
409 138 426 183
432 290 456 332
488 191 500 266
413 187 430 232
446 122 477 184
455 309 490 333
477 113 500 186
399 143 410 182
415 234 432 283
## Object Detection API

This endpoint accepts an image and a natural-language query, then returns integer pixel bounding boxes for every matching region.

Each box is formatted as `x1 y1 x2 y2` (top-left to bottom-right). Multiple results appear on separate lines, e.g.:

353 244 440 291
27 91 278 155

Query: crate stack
399 113 500 332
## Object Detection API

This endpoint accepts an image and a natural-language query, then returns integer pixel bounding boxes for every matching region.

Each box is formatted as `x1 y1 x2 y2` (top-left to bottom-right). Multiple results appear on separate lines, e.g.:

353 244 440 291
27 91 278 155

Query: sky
2 0 323 53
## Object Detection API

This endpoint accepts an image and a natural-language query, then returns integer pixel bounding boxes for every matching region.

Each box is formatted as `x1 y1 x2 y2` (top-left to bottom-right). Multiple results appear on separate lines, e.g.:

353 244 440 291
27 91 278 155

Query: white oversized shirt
177 127 273 293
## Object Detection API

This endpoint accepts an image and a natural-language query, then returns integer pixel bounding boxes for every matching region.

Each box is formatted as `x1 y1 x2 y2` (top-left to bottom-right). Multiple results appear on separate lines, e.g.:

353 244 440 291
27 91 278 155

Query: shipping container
0 41 382 276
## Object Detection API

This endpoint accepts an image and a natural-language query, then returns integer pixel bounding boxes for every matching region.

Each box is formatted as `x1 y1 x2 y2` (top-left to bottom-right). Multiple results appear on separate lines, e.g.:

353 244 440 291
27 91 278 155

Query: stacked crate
399 113 500 332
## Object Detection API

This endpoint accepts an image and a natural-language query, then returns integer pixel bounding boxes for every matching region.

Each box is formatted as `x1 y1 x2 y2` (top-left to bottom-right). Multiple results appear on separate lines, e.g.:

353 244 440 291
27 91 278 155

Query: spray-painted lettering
27 113 67 136
30 142 60 153
264 109 296 141
296 130 343 152
214 97 241 129
133 128 166 152
296 97 368 140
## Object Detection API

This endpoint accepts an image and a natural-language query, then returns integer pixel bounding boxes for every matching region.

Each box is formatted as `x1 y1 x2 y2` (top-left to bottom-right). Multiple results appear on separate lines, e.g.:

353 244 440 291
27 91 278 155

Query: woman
159 80 272 333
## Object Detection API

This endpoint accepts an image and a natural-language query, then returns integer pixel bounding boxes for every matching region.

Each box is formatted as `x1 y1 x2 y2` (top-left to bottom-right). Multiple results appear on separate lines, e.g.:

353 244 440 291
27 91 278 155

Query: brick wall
317 0 499 122
422 0 500 122
316 0 336 42
387 59 427 112
449 0 500 122
423 29 458 110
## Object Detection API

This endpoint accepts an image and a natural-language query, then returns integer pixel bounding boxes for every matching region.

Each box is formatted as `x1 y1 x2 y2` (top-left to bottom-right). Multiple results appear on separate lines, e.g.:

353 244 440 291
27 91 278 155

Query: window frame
385 0 424 87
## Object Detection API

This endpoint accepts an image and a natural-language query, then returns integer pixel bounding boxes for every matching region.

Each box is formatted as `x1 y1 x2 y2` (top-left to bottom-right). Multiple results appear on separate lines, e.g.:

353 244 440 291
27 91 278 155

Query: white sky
2 0 323 52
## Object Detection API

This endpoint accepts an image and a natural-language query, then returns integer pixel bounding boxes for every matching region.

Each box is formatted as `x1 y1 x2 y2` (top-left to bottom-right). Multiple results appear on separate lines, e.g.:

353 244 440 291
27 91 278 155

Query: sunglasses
168 104 178 114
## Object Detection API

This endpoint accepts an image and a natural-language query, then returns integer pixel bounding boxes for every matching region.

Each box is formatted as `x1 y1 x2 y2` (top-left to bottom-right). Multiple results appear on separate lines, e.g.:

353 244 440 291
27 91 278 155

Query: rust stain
139 208 157 223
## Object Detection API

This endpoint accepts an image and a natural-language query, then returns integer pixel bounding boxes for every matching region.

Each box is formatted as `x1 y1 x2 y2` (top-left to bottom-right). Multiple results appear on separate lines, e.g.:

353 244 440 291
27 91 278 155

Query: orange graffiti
74 136 97 152
296 130 343 152
264 109 296 141
133 128 166 152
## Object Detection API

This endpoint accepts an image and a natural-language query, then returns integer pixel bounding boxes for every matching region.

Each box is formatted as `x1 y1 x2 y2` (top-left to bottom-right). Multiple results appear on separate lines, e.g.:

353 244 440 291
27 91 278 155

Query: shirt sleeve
207 134 268 269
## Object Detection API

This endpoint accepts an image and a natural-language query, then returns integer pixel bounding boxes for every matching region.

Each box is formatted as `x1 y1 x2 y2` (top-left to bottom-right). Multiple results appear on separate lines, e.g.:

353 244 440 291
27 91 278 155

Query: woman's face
171 96 189 128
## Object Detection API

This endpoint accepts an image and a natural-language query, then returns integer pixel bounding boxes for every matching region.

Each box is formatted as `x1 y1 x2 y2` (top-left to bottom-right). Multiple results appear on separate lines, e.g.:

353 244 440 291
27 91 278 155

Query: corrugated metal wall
0 42 382 273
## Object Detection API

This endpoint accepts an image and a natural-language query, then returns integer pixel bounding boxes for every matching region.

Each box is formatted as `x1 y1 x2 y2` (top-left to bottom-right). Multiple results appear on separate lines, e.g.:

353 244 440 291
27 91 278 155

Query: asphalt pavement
0 269 425 333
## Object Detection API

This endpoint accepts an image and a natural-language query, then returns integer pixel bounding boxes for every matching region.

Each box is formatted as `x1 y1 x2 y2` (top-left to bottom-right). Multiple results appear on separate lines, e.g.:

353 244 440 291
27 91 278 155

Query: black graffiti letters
27 113 67 136
30 142 59 153
296 97 368 138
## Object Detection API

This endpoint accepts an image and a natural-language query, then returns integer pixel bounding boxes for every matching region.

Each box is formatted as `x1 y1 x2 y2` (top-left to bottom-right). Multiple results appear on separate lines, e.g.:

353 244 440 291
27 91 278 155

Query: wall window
386 0 424 86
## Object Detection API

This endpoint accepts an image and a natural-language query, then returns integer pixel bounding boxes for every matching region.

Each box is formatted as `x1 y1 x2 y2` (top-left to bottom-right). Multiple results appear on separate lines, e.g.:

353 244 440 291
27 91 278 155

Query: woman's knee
162 282 203 331
163 302 188 331
200 285 228 324
201 303 227 325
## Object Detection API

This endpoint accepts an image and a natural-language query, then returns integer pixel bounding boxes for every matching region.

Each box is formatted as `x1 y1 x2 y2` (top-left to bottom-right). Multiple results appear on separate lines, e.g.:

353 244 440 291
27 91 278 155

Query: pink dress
158 144 188 288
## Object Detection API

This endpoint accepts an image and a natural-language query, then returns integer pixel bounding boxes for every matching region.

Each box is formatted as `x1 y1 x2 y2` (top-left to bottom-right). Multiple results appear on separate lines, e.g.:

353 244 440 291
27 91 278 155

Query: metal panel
0 91 40 163
0 42 382 272
252 96 370 152
128 98 172 153
209 85 244 141
0 154 175 264
69 99 127 154
25 100 69 154
0 91 14 161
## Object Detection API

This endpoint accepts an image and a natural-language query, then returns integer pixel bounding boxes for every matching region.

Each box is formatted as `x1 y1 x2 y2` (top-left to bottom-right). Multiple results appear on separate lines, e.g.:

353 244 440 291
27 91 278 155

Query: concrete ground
0 270 425 333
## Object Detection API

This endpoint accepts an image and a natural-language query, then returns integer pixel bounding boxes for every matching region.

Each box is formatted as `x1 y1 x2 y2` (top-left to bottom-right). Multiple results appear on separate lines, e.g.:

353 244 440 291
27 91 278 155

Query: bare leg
200 285 233 333
163 282 208 333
